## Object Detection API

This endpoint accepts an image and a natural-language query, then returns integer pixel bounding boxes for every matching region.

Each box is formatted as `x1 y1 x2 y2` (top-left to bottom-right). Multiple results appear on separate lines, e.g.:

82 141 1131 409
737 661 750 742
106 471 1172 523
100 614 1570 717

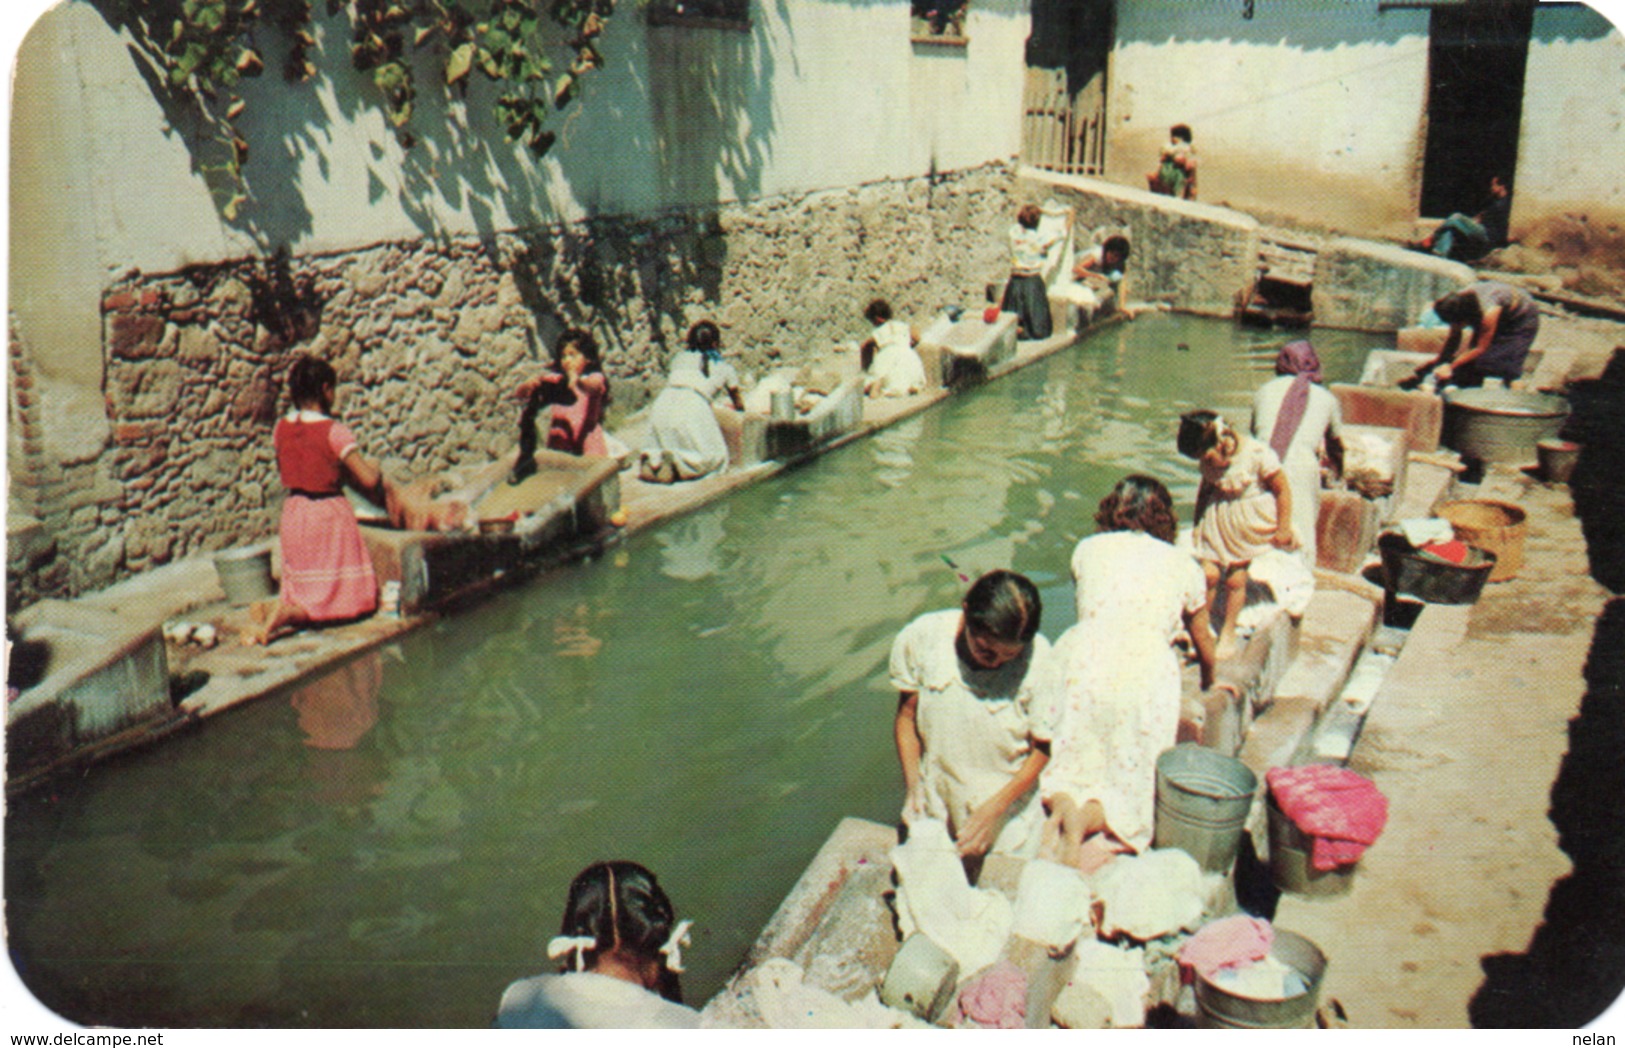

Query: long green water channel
6 315 1373 1026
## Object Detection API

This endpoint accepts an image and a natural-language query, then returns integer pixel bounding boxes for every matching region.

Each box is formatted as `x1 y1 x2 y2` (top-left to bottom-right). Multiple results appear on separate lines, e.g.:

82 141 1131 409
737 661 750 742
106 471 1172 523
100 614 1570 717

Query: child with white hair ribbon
496 861 701 1028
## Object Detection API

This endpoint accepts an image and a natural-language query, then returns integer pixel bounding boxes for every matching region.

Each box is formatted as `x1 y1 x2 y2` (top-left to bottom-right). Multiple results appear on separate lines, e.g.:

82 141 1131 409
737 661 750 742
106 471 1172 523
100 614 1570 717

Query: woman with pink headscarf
1251 340 1344 567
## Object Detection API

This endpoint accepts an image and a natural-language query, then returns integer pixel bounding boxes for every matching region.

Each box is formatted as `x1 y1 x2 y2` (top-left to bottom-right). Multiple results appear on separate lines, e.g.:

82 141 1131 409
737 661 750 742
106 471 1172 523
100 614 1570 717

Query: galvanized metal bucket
213 543 276 606
1267 791 1356 897
1443 388 1568 465
1153 744 1259 873
1195 929 1328 1029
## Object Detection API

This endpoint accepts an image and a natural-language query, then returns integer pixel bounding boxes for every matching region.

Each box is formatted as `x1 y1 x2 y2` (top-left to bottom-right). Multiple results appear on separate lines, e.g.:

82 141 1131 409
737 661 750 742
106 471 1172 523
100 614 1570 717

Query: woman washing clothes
510 328 610 484
859 298 926 397
1040 476 1230 870
1190 414 1295 659
495 861 700 1028
1000 203 1069 341
890 570 1055 880
244 355 380 645
1251 340 1343 567
639 320 745 483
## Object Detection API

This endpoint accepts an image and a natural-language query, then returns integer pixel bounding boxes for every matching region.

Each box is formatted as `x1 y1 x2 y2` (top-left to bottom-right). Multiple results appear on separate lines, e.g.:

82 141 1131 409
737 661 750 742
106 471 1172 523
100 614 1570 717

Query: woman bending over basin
640 320 745 483
890 570 1055 880
244 355 380 645
1040 476 1229 869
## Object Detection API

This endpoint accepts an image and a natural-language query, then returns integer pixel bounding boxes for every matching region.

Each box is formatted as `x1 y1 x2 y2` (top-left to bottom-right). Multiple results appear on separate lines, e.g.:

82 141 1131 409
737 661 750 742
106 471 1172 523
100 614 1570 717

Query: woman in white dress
640 320 746 483
1041 476 1228 868
860 298 926 396
1251 340 1344 567
495 861 700 1028
890 570 1055 879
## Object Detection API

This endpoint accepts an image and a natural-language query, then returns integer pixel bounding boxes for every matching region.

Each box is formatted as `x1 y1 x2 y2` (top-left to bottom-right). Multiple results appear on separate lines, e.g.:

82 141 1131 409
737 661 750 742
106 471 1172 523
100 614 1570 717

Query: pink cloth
957 961 1027 1029
1177 916 1274 980
1267 765 1389 871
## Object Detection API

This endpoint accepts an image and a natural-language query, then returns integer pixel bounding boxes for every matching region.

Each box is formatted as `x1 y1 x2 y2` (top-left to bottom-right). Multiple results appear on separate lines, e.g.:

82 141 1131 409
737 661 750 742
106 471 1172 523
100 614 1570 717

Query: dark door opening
1022 0 1115 176
1420 0 1534 218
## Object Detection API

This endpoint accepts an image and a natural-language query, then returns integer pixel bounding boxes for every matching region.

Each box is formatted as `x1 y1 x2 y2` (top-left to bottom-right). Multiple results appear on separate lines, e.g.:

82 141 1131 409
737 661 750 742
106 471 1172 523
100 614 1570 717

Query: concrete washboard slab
361 450 621 614
1333 382 1444 454
717 376 866 466
917 314 1018 388
7 600 172 775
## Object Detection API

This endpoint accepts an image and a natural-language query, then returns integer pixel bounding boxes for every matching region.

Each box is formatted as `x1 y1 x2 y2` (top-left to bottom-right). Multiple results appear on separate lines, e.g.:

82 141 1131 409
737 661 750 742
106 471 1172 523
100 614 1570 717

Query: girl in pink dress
510 328 610 484
245 356 380 644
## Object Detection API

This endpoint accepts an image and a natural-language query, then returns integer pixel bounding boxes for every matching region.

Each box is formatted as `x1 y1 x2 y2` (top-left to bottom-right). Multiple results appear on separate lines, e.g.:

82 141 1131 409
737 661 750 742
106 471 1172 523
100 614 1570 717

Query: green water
5 315 1374 1027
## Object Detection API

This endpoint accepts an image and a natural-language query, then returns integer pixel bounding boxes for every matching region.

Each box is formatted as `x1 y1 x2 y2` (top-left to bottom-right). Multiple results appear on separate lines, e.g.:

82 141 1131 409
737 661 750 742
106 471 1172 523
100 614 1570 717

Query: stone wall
13 163 1017 603
1016 168 1261 316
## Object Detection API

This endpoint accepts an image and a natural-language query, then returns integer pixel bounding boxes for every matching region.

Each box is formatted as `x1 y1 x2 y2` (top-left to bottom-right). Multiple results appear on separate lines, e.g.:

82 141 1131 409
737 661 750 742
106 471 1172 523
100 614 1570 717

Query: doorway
1022 0 1114 176
1419 0 1534 218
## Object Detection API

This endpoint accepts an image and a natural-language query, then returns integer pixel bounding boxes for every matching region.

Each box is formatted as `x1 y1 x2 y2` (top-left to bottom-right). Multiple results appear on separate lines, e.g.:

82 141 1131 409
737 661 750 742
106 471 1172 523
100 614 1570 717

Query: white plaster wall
1103 1 1433 235
7 0 1030 386
1516 8 1625 223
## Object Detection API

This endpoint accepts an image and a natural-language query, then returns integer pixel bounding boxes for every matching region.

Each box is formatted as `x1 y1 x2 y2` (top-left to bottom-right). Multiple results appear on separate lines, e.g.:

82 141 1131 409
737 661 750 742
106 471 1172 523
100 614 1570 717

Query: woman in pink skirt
244 355 380 645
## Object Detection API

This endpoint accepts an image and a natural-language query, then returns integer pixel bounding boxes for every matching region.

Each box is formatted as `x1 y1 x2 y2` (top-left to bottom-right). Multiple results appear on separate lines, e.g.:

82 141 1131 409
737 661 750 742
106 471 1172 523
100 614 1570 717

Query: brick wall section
19 163 1017 602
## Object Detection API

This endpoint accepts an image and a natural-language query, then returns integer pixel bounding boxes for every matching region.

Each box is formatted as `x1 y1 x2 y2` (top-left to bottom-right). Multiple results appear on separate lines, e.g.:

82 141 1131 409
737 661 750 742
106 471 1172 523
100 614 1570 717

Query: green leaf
446 42 474 84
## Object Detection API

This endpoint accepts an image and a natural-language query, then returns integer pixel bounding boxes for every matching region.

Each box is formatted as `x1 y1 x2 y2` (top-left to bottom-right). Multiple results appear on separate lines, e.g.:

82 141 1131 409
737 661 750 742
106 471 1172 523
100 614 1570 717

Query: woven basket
1437 499 1526 582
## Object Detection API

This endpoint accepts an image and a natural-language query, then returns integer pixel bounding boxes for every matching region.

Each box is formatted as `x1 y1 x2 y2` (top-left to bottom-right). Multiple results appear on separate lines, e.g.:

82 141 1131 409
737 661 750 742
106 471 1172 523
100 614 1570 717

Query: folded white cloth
1090 847 1206 941
892 819 1013 978
750 959 927 1029
1057 941 1150 1028
1400 517 1457 548
1011 859 1094 953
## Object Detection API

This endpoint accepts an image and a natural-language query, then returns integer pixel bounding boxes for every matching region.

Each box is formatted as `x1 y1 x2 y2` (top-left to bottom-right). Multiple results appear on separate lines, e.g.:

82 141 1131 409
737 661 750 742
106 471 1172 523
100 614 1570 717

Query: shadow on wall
1469 352 1625 1027
84 0 782 256
490 5 782 395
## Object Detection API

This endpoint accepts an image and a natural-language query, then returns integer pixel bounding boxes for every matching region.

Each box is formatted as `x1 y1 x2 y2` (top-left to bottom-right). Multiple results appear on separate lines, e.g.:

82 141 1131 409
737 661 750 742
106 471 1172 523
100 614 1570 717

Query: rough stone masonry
9 163 1017 605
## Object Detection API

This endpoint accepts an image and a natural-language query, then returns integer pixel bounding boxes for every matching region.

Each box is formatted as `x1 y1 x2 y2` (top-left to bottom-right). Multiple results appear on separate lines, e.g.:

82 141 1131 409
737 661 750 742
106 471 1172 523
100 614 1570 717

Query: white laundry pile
1208 953 1311 1001
1090 847 1207 941
891 818 1014 978
1399 516 1457 548
746 958 926 1029
1011 858 1094 954
1235 547 1318 635
1342 429 1402 497
1053 940 1151 1028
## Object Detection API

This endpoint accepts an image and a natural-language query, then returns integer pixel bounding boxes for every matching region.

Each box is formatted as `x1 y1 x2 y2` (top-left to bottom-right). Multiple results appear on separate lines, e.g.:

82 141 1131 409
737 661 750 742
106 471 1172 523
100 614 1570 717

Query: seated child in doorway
1147 124 1197 200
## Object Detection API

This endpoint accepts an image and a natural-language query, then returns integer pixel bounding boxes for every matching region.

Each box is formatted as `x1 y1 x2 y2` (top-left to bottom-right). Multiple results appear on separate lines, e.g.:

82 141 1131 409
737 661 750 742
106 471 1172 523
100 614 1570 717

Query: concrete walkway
1270 467 1612 1027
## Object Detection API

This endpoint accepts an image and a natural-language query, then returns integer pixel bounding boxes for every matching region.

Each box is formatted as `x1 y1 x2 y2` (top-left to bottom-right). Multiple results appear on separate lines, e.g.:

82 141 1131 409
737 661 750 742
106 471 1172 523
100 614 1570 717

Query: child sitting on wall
1147 124 1197 200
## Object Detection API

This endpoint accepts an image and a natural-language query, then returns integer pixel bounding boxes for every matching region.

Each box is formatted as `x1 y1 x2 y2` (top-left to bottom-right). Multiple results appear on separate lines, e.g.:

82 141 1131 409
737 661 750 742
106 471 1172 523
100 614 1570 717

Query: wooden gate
1021 67 1106 176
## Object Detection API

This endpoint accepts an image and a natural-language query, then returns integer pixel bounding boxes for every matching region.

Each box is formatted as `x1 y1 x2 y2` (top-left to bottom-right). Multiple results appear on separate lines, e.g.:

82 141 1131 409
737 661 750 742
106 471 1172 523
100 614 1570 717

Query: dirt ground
1266 472 1625 1028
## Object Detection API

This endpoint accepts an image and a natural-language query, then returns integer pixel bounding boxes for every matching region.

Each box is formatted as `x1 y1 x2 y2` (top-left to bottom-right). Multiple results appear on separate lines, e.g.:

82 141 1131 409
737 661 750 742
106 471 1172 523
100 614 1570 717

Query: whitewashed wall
1101 0 1625 239
9 0 1031 387
1517 4 1625 223
1103 0 1434 234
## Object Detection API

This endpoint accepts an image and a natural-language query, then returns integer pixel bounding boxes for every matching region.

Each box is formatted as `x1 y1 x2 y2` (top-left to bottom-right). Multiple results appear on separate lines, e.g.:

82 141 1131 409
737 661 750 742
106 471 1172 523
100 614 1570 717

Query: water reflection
291 649 385 806
657 505 730 581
